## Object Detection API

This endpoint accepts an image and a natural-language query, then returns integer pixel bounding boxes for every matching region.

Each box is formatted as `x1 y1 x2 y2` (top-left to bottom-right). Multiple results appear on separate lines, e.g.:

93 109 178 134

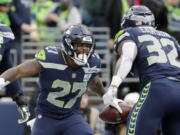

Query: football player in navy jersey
0 24 105 135
103 5 180 135
0 23 29 124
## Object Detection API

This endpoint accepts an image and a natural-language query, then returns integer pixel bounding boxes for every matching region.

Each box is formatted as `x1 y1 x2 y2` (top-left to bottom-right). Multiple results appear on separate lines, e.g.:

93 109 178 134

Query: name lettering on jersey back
139 27 170 38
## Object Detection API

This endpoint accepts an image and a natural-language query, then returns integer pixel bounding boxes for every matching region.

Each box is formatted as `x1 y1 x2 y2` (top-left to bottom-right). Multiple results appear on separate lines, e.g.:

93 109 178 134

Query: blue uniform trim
127 82 151 135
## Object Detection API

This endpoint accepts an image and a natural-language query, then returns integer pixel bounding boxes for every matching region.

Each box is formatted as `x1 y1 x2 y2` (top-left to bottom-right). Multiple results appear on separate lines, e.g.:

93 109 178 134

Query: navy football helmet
121 6 155 29
62 24 95 66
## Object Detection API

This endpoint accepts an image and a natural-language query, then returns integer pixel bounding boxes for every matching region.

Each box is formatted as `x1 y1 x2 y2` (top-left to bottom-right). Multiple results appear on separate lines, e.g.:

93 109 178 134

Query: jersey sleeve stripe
39 61 67 70
117 32 130 43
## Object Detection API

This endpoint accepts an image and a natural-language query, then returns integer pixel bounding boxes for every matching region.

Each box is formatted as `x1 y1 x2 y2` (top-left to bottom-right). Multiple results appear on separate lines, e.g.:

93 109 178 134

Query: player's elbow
14 65 24 79
122 54 134 64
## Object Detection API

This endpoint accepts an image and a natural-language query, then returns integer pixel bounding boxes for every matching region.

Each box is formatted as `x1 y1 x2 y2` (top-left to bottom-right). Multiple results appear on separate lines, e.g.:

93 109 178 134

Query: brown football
99 102 132 124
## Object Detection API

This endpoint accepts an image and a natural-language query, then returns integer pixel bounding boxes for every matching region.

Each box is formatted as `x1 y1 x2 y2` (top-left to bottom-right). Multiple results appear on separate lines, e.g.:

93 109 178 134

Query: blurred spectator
46 0 81 32
31 0 56 28
130 0 141 5
8 0 33 64
9 0 33 40
80 0 107 27
105 0 129 50
164 0 180 43
140 0 168 32
0 0 12 26
31 0 57 42
80 93 105 135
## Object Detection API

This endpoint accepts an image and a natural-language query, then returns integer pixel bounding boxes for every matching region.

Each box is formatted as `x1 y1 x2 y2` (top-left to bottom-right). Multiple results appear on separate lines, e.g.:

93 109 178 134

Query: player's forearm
111 41 137 87
1 59 41 82
0 66 20 82
111 56 134 87
89 76 106 96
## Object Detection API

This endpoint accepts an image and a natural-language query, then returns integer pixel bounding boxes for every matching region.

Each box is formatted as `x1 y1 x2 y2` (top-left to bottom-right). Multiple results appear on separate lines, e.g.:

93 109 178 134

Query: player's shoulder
114 28 136 52
0 24 14 44
35 46 63 63
89 53 101 67
83 53 101 74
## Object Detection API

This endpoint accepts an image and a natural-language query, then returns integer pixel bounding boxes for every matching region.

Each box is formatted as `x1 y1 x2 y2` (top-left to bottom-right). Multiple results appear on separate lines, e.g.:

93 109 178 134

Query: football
99 101 132 124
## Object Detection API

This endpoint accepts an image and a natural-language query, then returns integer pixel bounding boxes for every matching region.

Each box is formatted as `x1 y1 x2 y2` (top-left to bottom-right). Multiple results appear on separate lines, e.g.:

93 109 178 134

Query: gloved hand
103 86 124 113
0 78 10 90
13 95 30 124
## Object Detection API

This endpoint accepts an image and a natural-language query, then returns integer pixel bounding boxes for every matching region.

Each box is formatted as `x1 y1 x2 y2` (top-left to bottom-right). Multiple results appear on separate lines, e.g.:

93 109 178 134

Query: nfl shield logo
72 73 76 78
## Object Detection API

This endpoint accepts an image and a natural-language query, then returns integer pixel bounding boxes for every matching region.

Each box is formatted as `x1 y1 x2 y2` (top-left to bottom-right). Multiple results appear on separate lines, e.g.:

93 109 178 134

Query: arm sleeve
1 46 23 96
114 30 133 53
110 41 137 87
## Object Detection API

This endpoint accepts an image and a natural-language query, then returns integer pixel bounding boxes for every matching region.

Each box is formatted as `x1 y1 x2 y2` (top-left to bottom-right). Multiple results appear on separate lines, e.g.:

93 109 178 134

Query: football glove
27 118 36 130
13 95 30 124
0 78 10 90
103 86 124 113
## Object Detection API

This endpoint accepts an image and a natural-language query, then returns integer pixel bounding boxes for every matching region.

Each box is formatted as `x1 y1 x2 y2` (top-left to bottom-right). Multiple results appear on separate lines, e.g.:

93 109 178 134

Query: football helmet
62 24 95 66
121 5 155 29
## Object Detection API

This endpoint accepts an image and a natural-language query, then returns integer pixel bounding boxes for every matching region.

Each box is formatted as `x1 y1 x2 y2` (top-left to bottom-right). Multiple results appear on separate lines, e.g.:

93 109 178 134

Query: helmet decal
121 6 155 29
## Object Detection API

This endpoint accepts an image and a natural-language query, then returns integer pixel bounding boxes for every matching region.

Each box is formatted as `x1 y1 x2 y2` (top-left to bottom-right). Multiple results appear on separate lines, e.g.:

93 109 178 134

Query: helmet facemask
73 43 93 66
62 24 95 66
62 34 95 66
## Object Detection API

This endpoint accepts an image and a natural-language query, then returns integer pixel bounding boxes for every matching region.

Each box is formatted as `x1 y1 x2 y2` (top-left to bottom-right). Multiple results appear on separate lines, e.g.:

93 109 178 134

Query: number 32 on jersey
138 35 180 68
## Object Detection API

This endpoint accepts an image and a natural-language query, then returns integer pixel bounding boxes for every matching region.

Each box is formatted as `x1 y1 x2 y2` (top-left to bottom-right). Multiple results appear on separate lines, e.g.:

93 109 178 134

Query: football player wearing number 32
103 5 180 135
0 24 105 135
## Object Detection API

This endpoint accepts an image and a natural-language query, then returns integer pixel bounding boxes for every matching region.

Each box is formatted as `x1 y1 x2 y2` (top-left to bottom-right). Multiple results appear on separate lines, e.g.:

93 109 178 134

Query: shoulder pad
0 24 14 44
114 30 125 42
115 31 130 43
35 46 60 62
89 53 101 69
114 30 132 52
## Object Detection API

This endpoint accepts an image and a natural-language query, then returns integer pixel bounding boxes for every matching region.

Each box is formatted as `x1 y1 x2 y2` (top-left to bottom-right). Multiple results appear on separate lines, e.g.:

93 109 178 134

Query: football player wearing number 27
0 24 105 135
103 5 180 135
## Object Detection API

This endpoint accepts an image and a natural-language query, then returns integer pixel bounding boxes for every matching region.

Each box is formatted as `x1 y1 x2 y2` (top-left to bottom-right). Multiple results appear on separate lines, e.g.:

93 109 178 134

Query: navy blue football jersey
0 24 23 95
35 46 101 119
0 24 15 62
114 26 180 86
